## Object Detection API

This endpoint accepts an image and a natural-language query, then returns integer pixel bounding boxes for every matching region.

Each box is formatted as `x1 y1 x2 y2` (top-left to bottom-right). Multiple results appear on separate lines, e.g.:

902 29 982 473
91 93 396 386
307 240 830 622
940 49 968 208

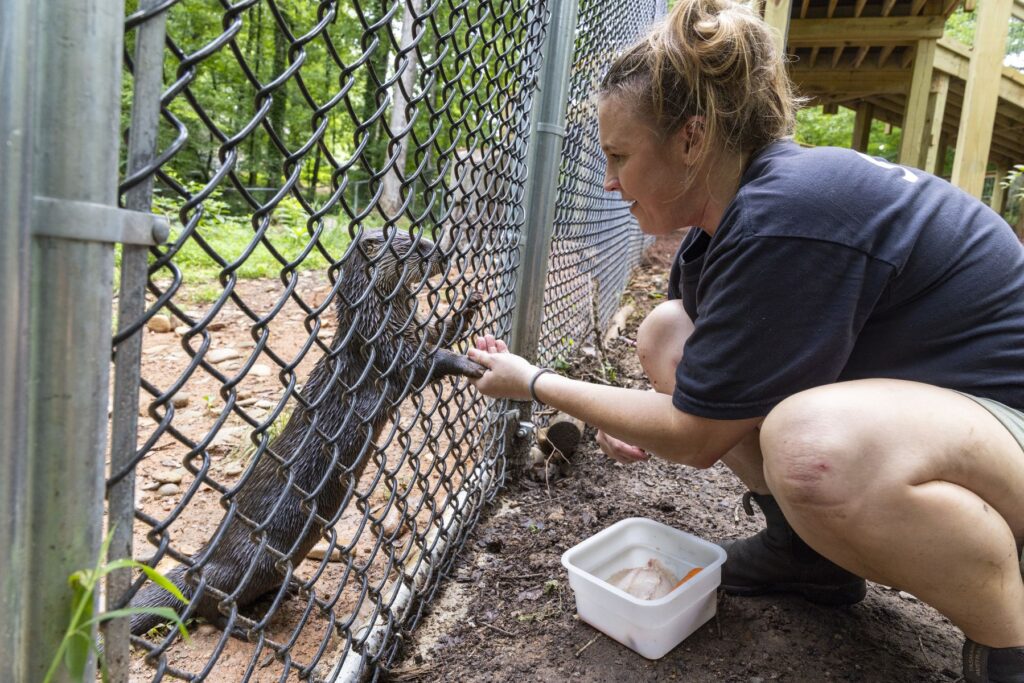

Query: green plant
44 530 189 683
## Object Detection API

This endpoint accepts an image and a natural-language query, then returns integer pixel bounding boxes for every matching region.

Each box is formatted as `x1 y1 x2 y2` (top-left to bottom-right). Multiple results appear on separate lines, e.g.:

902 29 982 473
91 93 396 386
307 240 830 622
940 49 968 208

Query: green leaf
64 630 92 679
136 563 189 604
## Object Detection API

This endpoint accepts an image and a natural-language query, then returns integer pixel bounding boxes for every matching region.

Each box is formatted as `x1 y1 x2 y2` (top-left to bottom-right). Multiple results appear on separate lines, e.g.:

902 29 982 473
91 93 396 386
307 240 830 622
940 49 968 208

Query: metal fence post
19 0 127 680
509 0 579 362
105 3 169 679
0 0 37 679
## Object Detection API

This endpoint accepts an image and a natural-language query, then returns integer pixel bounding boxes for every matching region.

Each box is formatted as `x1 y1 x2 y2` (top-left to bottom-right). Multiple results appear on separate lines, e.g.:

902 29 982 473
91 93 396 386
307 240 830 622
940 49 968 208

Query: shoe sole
720 579 867 606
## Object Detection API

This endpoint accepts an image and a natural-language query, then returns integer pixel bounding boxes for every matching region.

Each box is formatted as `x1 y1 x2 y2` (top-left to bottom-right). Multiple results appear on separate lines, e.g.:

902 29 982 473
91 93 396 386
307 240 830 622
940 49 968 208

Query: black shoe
964 639 1024 682
719 492 867 606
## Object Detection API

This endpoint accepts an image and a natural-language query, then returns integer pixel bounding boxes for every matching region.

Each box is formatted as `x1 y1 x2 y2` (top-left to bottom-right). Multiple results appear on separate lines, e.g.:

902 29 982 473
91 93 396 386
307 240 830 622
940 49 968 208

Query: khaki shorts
956 392 1024 574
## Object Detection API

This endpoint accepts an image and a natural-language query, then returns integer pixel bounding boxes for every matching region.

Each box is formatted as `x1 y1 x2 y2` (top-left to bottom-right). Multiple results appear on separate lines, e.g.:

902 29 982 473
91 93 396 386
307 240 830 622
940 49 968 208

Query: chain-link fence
1 0 660 680
537 0 661 370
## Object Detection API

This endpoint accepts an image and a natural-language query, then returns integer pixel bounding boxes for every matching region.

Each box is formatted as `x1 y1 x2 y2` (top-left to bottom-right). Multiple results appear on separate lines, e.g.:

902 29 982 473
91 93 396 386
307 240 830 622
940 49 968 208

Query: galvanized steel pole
105 3 169 678
22 0 126 680
509 0 579 361
0 0 37 679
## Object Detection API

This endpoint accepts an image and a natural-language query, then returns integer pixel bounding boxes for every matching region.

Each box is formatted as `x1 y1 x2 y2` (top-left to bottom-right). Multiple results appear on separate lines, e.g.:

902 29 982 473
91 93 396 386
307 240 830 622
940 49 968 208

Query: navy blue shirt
668 141 1024 420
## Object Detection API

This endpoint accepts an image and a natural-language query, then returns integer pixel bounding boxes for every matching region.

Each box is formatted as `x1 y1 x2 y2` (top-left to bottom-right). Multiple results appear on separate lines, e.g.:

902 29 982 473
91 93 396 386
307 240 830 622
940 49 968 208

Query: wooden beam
900 39 938 169
852 46 871 68
991 163 1008 216
879 45 897 67
855 0 869 17
951 0 1014 197
791 68 909 95
852 102 874 151
762 0 794 56
924 73 951 174
788 16 946 47
800 0 811 18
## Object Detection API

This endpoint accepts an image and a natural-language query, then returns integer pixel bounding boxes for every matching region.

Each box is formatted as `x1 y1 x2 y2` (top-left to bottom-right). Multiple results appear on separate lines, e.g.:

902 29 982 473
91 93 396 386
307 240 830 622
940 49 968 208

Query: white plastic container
560 517 727 659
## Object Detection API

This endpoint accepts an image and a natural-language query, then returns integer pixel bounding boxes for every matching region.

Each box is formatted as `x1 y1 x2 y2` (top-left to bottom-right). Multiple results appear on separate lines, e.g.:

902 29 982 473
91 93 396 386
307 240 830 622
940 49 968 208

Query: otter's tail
129 565 193 637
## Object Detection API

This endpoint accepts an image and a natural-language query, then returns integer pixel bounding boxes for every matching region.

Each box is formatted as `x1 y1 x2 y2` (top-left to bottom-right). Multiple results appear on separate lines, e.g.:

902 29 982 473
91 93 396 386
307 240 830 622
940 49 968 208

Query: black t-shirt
667 140 1024 420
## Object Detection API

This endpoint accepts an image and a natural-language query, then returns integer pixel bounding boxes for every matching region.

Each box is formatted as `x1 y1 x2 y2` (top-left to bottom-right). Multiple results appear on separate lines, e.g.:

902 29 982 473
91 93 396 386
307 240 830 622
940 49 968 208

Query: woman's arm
467 335 760 469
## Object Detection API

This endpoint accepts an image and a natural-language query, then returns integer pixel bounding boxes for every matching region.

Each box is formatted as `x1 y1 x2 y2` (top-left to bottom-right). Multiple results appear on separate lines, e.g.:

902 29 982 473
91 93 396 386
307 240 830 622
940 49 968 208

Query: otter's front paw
434 350 485 379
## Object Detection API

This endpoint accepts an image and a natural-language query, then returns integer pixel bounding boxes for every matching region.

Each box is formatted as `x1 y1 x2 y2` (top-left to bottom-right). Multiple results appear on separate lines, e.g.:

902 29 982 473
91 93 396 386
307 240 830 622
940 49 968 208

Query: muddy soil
387 233 965 683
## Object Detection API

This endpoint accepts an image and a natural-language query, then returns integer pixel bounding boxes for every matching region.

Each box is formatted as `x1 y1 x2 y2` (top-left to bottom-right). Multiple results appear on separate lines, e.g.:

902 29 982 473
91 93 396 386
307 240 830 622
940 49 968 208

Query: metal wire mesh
536 0 661 369
108 0 657 680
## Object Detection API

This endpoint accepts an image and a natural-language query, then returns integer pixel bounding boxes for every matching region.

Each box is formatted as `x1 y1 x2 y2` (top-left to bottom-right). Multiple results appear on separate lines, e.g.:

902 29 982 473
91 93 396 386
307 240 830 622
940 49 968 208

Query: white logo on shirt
855 152 919 183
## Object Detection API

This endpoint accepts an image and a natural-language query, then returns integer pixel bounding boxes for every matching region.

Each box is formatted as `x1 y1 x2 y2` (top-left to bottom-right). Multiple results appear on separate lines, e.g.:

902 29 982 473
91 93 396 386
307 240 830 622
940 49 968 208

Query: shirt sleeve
673 233 894 420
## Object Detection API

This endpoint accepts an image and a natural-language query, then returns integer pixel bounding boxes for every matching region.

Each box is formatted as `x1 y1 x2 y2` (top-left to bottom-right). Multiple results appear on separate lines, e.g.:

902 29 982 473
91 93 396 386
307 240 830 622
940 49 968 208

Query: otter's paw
433 350 485 379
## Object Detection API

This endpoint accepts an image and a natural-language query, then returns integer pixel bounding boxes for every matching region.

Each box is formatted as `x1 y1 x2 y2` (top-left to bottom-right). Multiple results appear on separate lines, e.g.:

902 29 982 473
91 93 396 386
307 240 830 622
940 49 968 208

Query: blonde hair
600 0 799 166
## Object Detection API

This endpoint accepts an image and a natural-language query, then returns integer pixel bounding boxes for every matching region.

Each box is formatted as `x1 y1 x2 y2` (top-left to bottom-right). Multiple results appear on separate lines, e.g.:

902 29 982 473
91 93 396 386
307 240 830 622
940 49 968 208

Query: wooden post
761 0 793 56
923 72 950 175
951 0 1013 197
935 133 949 176
899 39 937 169
852 101 874 152
991 163 1008 216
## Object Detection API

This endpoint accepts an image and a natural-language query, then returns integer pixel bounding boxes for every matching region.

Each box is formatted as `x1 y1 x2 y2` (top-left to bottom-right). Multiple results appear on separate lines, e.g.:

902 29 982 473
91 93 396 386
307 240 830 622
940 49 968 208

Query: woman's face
598 96 703 235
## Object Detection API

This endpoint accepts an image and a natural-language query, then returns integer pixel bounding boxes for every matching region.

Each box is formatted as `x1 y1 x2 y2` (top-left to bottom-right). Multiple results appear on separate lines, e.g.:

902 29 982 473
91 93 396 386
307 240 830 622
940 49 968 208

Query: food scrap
608 559 704 600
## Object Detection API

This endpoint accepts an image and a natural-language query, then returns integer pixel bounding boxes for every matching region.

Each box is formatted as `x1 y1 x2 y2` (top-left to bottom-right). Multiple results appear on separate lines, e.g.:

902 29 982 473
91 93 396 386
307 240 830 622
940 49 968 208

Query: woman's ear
674 116 705 164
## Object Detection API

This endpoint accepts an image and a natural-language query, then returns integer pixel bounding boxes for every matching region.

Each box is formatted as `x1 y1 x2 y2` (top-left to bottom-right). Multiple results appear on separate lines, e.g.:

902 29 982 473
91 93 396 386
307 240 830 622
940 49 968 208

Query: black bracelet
529 368 555 404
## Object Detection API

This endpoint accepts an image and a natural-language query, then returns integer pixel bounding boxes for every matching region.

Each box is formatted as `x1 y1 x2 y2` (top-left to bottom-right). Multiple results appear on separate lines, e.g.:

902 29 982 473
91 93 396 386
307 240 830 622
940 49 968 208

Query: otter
129 229 485 636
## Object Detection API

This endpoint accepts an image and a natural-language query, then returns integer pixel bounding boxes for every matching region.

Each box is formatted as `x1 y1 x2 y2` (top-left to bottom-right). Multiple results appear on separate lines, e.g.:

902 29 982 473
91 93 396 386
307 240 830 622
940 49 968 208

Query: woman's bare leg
761 380 1024 646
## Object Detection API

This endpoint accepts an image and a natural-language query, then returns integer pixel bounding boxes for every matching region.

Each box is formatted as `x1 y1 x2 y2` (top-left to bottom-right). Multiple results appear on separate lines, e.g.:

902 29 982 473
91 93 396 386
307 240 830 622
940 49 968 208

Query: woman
467 0 1024 680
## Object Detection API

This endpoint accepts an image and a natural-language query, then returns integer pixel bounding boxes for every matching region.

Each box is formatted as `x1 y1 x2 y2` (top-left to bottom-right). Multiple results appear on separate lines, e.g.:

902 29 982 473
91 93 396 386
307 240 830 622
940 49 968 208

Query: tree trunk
380 0 423 218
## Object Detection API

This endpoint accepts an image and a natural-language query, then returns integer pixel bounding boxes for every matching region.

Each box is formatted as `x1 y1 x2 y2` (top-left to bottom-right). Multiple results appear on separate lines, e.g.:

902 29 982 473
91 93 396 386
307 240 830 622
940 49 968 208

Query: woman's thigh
760 378 1024 545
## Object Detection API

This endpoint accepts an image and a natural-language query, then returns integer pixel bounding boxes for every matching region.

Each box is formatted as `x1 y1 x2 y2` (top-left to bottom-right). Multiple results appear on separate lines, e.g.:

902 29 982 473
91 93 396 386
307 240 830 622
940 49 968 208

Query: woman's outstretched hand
596 429 651 464
466 334 540 401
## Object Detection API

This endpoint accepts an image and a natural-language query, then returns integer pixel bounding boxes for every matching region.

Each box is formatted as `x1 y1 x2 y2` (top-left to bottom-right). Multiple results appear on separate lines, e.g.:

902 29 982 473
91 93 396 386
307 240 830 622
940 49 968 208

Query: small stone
238 397 259 407
580 344 597 357
147 315 173 333
141 481 160 491
143 344 168 356
153 469 184 484
221 361 241 371
171 393 190 409
250 364 272 377
898 591 918 602
546 507 565 522
317 330 332 340
256 399 276 409
381 508 404 537
207 321 228 331
208 348 240 364
157 483 180 497
211 427 246 448
174 325 190 336
197 624 217 636
223 462 245 476
308 541 342 561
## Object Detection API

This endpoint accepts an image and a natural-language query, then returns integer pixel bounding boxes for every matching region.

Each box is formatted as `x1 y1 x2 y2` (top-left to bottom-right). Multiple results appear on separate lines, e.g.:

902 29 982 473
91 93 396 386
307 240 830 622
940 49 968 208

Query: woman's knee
636 300 692 393
760 388 866 511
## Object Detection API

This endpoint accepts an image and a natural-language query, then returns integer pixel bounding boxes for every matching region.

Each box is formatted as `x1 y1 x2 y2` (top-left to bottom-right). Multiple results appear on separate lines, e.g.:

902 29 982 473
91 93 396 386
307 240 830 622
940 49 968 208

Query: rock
174 325 190 336
197 624 217 636
221 361 241 371
143 344 168 356
546 507 565 522
308 541 342 562
211 427 246 448
381 508 404 537
157 483 180 497
223 462 245 476
171 393 190 409
141 481 160 491
580 343 597 357
256 399 276 409
317 330 332 341
208 348 240 364
153 469 185 484
207 321 228 332
250 364 272 377
238 397 259 407
147 315 173 333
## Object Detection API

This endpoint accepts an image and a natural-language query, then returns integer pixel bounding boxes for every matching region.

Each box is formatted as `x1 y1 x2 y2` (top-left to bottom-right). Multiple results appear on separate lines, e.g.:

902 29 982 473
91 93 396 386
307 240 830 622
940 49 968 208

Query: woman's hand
596 429 651 464
466 334 539 401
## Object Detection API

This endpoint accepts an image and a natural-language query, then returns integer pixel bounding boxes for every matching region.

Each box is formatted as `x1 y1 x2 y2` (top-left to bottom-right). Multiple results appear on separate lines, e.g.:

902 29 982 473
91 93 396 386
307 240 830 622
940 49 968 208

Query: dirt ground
386 234 966 683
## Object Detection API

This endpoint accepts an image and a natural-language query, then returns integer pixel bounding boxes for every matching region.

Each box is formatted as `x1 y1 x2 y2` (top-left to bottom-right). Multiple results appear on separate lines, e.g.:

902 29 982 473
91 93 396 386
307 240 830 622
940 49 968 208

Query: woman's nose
603 171 620 194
